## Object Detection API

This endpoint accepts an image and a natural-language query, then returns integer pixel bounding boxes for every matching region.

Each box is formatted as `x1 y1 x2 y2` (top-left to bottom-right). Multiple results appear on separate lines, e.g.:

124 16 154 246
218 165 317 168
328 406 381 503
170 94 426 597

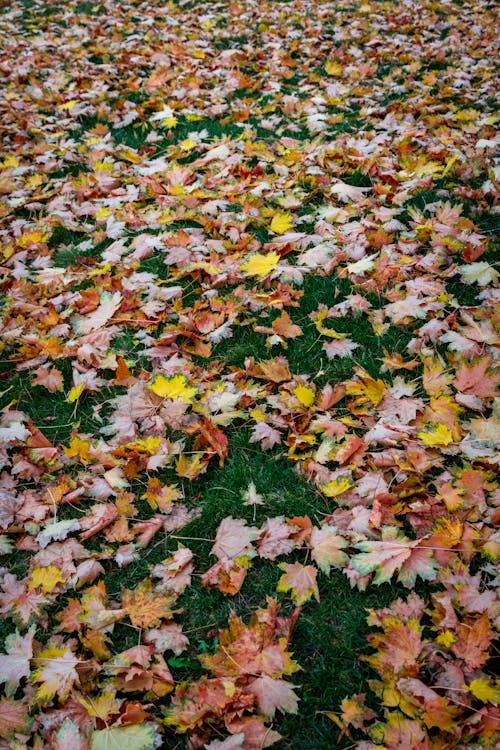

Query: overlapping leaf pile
0 0 499 747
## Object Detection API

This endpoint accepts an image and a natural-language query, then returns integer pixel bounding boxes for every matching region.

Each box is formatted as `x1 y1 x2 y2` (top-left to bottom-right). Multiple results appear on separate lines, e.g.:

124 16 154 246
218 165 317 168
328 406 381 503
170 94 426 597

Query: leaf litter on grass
0 0 499 748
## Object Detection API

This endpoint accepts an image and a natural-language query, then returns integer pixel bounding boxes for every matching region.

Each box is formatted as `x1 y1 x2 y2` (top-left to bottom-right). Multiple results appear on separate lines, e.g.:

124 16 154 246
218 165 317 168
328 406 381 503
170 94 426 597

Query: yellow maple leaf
58 99 78 111
313 308 346 339
64 436 91 464
124 436 161 455
3 155 19 168
148 374 198 403
293 383 315 407
346 370 386 407
418 423 453 447
240 251 280 278
67 382 86 403
183 260 222 276
28 566 65 593
270 212 293 235
176 452 206 479
17 229 49 248
468 677 500 704
436 630 456 648
250 408 267 422
322 476 354 497
77 687 121 719
95 206 111 220
325 61 343 76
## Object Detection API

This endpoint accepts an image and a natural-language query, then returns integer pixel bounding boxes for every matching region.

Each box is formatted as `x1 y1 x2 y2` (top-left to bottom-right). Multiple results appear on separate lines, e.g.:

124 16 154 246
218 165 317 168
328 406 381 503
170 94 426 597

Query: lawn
0 0 499 748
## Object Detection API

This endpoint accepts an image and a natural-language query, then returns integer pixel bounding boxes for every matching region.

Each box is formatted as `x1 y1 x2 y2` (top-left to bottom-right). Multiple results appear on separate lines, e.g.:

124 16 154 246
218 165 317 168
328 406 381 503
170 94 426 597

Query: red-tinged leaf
249 422 282 449
79 504 118 540
351 529 438 586
211 518 259 561
164 677 254 733
32 365 64 392
200 601 299 680
152 547 193 594
0 698 32 740
201 558 249 596
114 355 136 386
0 574 46 626
277 563 319 606
225 716 282 750
246 675 298 717
451 613 493 670
257 516 299 560
73 291 122 334
271 311 302 339
367 593 426 627
453 359 499 398
365 617 423 674
193 418 229 466
0 625 35 695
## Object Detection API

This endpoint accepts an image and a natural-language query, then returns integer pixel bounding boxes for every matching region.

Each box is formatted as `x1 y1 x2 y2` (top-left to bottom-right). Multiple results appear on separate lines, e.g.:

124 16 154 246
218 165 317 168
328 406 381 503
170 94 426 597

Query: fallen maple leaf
32 642 80 702
0 697 32 740
202 557 250 595
453 359 499 398
148 373 198 403
225 715 282 749
293 383 315 407
211 517 259 561
270 212 293 234
90 723 162 750
365 617 424 674
459 262 499 286
468 677 500 704
246 675 298 717
418 423 454 447
451 613 492 670
323 338 358 358
310 526 348 573
73 291 122 334
52 718 89 750
32 365 64 392
0 626 35 696
121 580 176 628
240 251 279 278
243 481 265 508
351 529 437 586
257 516 299 560
346 368 386 409
28 565 65 593
277 562 319 606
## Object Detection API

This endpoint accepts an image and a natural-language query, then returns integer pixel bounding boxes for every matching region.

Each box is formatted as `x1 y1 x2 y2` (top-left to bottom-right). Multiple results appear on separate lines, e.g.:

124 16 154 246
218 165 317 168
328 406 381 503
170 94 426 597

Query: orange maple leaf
121 580 177 628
